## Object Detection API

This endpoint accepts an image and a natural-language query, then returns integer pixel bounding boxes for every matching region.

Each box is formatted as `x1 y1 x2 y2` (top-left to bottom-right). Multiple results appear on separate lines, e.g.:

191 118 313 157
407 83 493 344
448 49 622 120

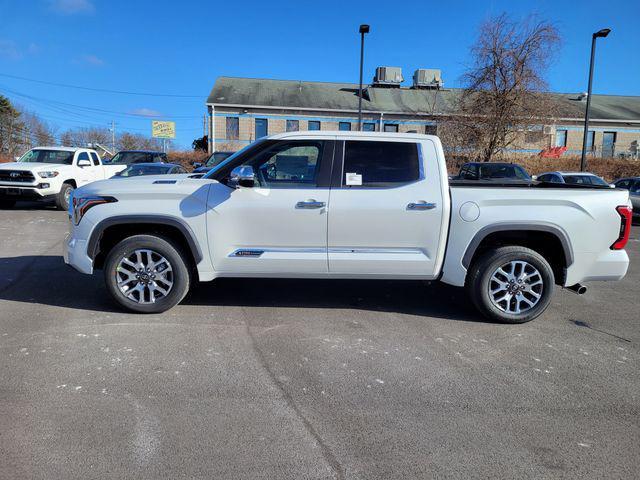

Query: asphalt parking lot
0 203 638 480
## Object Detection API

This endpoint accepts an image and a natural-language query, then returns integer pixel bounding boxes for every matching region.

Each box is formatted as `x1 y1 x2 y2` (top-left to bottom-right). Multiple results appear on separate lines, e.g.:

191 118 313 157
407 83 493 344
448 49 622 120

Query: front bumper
0 184 57 201
63 232 94 274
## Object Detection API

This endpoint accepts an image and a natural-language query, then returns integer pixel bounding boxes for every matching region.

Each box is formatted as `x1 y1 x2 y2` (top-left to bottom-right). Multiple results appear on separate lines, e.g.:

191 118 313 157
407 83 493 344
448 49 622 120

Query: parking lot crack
242 314 345 480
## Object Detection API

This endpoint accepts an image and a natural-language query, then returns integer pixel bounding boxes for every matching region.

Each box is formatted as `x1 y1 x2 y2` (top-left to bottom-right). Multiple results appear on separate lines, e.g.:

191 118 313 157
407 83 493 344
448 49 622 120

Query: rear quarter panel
441 186 631 287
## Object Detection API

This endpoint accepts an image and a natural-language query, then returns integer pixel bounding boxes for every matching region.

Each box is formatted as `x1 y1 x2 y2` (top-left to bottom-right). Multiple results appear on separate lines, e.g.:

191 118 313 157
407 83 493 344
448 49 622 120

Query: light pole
580 28 611 171
358 24 370 131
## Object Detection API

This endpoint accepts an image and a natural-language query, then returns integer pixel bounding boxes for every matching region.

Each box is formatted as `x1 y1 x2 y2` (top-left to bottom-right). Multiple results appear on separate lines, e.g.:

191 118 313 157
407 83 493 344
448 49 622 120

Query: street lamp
358 24 370 131
580 28 611 171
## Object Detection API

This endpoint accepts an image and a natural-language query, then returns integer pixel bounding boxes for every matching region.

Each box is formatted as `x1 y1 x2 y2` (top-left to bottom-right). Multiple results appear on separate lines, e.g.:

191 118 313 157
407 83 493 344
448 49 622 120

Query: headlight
38 171 59 178
71 195 117 225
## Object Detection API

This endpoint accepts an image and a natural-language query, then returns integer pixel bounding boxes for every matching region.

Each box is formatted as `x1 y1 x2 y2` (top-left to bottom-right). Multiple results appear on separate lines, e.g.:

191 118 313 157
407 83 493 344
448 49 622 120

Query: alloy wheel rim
488 260 543 314
116 249 174 304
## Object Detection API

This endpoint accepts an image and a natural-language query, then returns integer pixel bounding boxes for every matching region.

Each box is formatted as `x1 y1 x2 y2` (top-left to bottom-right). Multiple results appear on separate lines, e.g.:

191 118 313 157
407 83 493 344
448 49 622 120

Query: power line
0 85 203 120
0 72 204 98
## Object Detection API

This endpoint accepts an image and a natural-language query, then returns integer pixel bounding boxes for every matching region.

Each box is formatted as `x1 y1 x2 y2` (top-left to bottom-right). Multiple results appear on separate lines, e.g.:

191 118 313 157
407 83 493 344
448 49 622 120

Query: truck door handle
296 200 325 209
407 201 437 210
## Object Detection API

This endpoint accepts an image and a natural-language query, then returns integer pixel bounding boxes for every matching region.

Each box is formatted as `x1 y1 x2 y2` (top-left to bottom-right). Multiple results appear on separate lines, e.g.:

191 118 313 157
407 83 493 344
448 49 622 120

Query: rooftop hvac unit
543 125 554 135
412 69 443 89
373 66 404 87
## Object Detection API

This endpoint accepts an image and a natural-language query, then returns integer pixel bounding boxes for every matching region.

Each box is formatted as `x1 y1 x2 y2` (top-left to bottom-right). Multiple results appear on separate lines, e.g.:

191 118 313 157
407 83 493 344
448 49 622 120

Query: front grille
0 170 36 183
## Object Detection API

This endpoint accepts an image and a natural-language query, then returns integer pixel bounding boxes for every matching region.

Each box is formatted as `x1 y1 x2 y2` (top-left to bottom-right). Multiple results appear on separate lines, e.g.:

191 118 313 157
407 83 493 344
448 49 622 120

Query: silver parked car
535 171 612 187
613 177 640 213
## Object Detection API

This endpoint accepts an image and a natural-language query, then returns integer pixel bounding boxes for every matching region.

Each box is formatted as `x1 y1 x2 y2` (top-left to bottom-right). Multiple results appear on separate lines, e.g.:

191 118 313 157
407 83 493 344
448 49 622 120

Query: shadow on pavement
1 200 59 211
0 255 484 323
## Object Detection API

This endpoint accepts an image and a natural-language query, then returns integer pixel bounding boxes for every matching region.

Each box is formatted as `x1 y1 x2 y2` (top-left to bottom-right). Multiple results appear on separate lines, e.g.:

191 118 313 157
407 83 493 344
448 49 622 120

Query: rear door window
90 152 100 165
342 141 420 188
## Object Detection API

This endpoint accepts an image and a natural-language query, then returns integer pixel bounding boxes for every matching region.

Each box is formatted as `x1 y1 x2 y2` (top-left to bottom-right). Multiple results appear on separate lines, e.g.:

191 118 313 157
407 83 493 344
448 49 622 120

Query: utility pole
109 120 116 154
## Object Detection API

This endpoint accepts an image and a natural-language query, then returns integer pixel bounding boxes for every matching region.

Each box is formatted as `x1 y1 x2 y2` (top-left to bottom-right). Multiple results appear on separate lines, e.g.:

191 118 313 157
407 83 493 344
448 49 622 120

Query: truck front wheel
0 199 16 209
103 234 191 313
55 183 74 211
466 246 554 324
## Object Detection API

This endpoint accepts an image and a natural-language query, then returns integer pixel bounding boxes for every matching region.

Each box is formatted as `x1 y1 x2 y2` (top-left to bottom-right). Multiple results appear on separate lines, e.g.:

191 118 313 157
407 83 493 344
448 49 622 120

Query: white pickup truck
0 146 126 211
63 132 632 323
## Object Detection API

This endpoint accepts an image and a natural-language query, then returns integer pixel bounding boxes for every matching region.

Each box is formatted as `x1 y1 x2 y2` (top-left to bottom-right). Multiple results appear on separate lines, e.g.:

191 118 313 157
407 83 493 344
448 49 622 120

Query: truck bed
449 179 614 190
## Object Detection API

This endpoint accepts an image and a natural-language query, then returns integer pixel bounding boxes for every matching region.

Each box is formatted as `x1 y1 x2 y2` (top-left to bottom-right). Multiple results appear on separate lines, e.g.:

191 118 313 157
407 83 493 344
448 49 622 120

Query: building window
602 131 616 158
555 129 567 147
308 120 320 130
425 125 437 135
586 130 595 151
339 122 351 131
384 124 399 133
286 120 299 132
226 117 239 140
255 118 268 139
525 129 544 144
343 141 420 187
362 122 376 132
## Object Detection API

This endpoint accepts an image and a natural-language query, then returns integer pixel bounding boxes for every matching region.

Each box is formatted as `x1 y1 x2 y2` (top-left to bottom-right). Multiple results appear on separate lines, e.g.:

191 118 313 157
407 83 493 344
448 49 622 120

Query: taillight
610 205 632 250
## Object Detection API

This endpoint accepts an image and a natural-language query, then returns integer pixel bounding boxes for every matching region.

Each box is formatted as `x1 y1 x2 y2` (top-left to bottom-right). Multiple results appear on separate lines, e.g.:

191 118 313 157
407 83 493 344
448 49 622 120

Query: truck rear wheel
55 183 74 211
104 234 191 313
466 246 554 324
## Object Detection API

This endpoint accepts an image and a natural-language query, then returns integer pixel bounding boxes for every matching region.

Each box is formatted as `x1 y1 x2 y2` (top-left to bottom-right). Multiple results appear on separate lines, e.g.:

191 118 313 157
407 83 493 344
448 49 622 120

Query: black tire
466 246 555 324
103 234 191 313
55 183 74 211
0 199 16 209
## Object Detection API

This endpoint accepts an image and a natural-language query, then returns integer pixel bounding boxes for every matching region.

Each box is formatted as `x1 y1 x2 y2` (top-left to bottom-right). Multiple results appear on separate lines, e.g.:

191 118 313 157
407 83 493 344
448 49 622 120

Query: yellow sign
151 120 176 138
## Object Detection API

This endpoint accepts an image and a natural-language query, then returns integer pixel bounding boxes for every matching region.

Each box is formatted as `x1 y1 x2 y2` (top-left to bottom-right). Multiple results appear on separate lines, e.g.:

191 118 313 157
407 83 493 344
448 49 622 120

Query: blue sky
1 0 638 148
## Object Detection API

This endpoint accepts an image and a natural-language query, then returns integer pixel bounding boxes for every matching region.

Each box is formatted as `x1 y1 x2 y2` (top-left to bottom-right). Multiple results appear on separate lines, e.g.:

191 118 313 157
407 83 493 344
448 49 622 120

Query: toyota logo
10 172 20 178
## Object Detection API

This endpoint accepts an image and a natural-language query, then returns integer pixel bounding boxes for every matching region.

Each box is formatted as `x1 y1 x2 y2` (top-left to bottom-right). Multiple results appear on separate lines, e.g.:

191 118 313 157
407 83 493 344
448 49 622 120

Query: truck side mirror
193 162 203 168
77 159 92 168
230 165 255 188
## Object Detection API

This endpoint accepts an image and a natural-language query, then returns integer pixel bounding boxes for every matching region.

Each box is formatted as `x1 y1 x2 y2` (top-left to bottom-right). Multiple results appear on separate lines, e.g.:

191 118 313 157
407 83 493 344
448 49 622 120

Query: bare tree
19 110 57 147
447 14 560 162
117 132 168 151
60 127 111 148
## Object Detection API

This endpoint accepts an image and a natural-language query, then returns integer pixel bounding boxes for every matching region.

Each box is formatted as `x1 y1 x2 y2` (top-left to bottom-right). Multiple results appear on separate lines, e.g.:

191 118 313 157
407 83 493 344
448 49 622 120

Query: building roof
207 76 640 122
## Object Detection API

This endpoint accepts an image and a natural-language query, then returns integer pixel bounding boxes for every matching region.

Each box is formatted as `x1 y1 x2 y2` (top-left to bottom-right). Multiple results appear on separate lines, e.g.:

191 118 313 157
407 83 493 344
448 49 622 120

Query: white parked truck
63 132 632 323
0 146 126 211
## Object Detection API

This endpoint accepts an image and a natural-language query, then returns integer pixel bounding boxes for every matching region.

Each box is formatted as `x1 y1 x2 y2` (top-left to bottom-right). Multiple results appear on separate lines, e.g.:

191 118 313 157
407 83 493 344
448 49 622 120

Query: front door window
238 142 323 188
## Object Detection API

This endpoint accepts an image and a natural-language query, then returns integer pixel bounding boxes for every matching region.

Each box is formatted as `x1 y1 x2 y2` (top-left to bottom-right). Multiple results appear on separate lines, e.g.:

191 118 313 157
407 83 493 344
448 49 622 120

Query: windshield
106 152 151 164
19 149 74 165
478 164 531 180
203 141 265 179
118 164 171 177
205 152 232 167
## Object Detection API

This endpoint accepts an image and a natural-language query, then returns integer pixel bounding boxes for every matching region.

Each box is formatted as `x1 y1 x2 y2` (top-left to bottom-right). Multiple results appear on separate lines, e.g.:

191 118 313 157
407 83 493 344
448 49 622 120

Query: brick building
206 68 640 159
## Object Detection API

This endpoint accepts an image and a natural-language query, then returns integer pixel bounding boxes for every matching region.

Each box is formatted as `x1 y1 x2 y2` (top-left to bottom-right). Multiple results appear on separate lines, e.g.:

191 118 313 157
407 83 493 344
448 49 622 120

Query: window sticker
345 172 362 186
